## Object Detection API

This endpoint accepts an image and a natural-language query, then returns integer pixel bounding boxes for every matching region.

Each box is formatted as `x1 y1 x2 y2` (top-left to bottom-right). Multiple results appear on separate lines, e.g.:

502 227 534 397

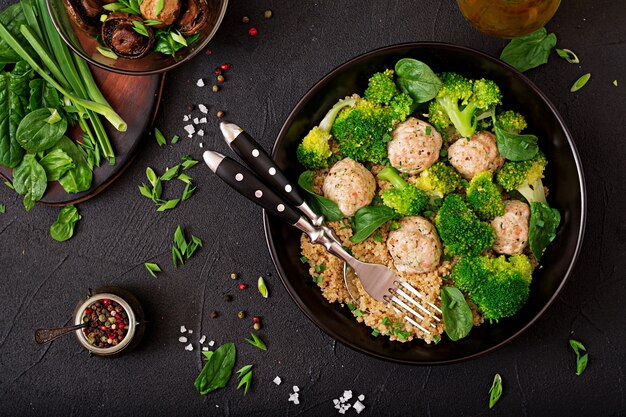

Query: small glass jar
73 287 146 357
457 0 561 38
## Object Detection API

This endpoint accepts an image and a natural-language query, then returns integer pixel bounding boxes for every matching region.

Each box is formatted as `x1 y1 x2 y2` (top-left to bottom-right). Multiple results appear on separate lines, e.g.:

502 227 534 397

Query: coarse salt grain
202 347 209 351
208 340 215 347
293 386 299 392
198 104 208 114
184 125 195 135
343 390 352 400
178 336 188 343
353 400 365 414
184 343 193 351
196 79 205 87
193 117 200 124
198 130 204 137
273 376 282 385
180 325 187 333
199 335 206 344
358 394 365 401
333 399 339 405
199 117 207 123
183 115 190 122
188 330 193 334
288 393 299 402
199 143 204 148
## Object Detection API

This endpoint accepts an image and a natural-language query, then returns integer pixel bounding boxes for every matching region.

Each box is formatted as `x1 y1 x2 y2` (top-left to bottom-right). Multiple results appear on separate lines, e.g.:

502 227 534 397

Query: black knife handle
229 130 305 207
214 155 301 225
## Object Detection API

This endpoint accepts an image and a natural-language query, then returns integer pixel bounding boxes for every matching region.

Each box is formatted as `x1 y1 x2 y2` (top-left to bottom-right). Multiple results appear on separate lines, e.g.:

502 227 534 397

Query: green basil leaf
395 58 442 103
12 153 46 212
16 108 67 153
350 205 397 243
500 28 557 72
194 342 236 395
529 202 560 260
494 126 539 161
39 148 75 181
440 286 473 341
297 171 343 221
0 61 32 167
29 79 60 111
54 137 93 194
50 205 81 242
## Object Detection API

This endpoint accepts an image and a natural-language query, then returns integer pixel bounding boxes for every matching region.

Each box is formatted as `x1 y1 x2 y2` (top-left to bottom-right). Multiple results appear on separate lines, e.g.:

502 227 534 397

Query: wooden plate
0 65 164 206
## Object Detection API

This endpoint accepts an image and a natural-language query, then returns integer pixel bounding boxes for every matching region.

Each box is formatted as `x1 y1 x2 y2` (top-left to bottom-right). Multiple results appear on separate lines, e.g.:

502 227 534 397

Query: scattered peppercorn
237 310 246 319
220 63 231 71
82 299 128 348
210 310 219 319
230 273 238 280
248 27 258 37
224 294 233 302
253 323 262 331
264 10 272 18
217 75 225 83
252 316 261 324
217 111 225 119
212 85 219 93
242 16 249 23
205 49 212 56
239 283 248 290
186 104 194 112
214 67 222 76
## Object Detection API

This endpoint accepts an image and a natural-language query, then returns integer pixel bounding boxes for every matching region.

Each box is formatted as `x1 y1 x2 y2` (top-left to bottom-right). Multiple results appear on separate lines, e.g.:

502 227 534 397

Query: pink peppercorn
248 27 258 36
239 283 248 290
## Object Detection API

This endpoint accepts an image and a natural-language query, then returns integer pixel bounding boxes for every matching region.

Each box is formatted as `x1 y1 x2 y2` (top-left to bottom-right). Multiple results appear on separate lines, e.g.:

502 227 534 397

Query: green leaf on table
569 339 588 376
157 198 179 211
494 126 539 161
244 333 267 351
181 182 196 201
297 171 343 221
350 205 397 244
500 28 557 72
395 58 442 104
144 262 161 278
0 203 6 214
138 183 153 199
12 154 46 212
440 286 473 341
174 225 187 255
16 108 67 153
570 73 591 93
194 342 236 395
160 164 180 181
39 148 75 181
555 48 580 64
488 373 503 408
154 127 166 146
50 205 80 242
146 166 158 187
181 155 199 170
257 276 269 298
177 173 192 184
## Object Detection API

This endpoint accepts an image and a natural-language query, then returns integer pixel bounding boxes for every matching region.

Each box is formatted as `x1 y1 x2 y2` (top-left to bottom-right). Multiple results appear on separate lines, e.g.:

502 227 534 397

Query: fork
205 123 442 335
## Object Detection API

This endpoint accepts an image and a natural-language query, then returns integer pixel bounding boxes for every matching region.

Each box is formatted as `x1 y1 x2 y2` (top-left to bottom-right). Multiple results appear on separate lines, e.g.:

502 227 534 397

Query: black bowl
263 42 586 365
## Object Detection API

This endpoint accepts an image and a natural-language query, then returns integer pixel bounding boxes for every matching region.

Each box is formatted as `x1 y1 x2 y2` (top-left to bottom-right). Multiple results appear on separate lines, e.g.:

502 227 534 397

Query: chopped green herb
439 149 448 157
96 46 118 60
132 20 149 37
432 335 441 344
371 329 380 337
300 256 309 263
161 165 181 181
570 73 591 92
569 339 588 376
143 19 163 26
347 303 356 311
389 222 400 231
258 276 269 298
177 173 192 184
145 262 161 278
181 155 199 170
354 309 363 317
4 181 14 190
170 30 187 46
372 232 383 242
489 373 503 408
613 80 618 87
0 204 5 214
312 276 322 283
236 365 253 395
245 333 267 351
171 134 180 144
423 210 433 217
146 167 158 187
555 48 580 64
154 0 164 16
157 198 180 211
314 264 326 273
154 127 166 146
425 126 432 135
172 246 183 268
181 183 196 201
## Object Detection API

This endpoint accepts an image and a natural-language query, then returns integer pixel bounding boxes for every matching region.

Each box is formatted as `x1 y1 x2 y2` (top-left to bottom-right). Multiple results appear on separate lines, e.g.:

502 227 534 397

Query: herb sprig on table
139 155 199 211
569 339 588 376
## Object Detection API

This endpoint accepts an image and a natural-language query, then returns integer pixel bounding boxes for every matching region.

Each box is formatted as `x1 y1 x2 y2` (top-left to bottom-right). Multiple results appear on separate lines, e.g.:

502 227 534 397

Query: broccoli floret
432 72 502 138
364 69 398 105
451 254 533 320
389 93 413 121
496 153 547 203
377 166 429 216
497 110 527 133
435 194 496 256
297 97 357 169
466 171 505 220
414 162 464 197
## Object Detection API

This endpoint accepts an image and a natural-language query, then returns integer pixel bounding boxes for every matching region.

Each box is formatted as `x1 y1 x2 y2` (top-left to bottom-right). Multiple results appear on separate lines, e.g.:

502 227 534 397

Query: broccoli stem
377 167 407 190
319 97 358 132
518 178 547 204
438 96 477 138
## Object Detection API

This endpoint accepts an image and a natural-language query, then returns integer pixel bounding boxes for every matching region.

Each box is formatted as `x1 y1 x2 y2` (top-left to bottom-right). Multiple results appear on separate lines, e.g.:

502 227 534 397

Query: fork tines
383 281 443 335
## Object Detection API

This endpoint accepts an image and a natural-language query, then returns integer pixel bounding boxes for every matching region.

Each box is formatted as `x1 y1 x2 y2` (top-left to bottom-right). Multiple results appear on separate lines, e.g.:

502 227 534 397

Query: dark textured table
1 1 625 416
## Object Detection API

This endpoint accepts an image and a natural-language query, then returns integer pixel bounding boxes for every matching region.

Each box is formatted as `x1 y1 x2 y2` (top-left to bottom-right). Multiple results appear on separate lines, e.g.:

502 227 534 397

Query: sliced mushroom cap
140 0 182 29
102 13 155 59
176 0 209 36
63 0 103 34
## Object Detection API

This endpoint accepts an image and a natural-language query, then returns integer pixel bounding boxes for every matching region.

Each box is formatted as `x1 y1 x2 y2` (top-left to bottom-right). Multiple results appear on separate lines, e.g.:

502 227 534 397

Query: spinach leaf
50 205 80 242
16 108 67 153
54 136 93 194
194 342 236 395
350 205 397 243
0 4 30 64
500 28 557 72
154 30 200 58
29 79 60 110
529 202 560 260
39 148 75 181
494 126 539 161
0 61 32 168
440 286 473 341
12 153 47 212
297 171 343 221
395 58 442 104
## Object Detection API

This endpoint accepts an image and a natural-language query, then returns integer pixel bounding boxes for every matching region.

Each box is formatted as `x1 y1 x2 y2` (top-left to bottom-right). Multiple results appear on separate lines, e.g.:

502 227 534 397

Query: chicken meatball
323 158 376 217
447 131 504 180
387 216 442 274
387 118 442 174
491 200 530 255
140 0 181 28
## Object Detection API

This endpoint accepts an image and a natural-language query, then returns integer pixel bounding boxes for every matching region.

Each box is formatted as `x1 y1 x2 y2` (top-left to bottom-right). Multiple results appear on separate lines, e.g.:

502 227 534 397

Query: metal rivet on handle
285 184 292 192
255 190 263 198
269 167 276 175
252 149 260 157
235 173 243 181
277 204 285 212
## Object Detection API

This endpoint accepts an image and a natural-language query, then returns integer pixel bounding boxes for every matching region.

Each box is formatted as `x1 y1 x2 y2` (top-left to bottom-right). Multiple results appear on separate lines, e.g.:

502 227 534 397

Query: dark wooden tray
0 65 164 206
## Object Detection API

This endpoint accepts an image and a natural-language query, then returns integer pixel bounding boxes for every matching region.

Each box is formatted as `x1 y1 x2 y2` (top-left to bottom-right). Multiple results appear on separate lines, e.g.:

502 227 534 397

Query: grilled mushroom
63 0 103 34
102 13 155 59
176 0 209 36
140 0 182 29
